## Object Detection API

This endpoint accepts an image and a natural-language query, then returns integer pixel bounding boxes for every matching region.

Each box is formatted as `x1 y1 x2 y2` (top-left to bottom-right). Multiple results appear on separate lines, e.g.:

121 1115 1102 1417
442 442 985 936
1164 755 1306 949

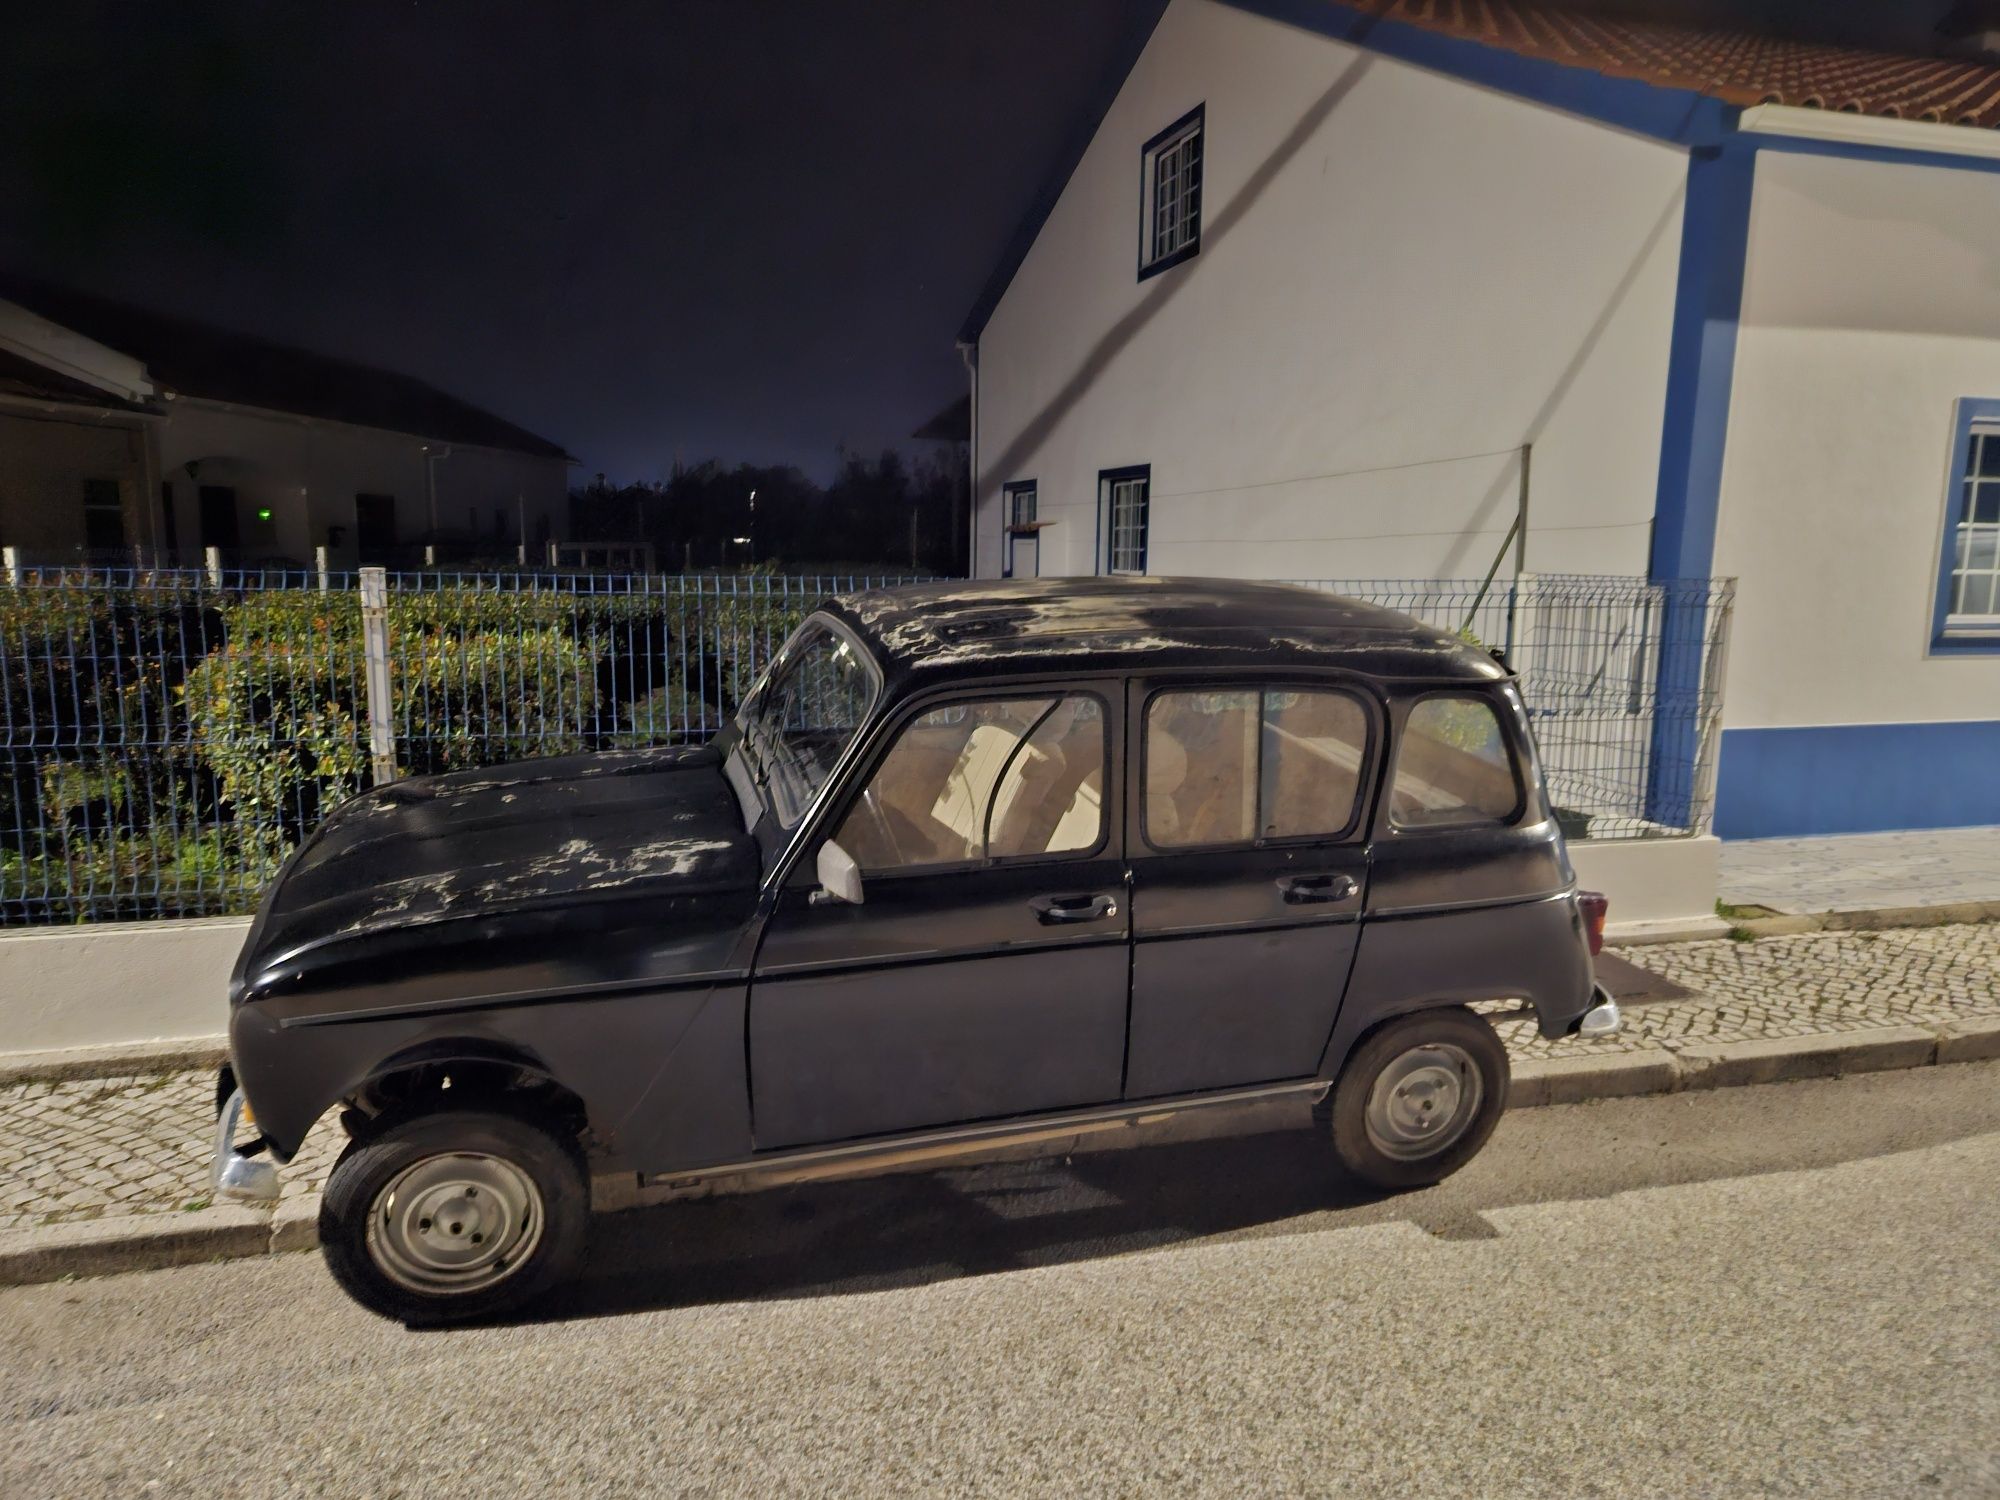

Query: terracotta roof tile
1365 0 2000 128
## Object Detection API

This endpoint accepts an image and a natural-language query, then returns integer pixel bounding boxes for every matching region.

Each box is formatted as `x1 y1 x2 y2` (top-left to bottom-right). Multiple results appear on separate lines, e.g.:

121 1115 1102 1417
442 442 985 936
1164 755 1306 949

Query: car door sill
642 1079 1329 1191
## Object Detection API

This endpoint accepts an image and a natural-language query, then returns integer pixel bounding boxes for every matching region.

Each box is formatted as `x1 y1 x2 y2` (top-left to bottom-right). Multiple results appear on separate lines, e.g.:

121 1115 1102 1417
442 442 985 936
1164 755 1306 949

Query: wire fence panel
0 567 919 925
1291 574 1736 841
0 568 1730 926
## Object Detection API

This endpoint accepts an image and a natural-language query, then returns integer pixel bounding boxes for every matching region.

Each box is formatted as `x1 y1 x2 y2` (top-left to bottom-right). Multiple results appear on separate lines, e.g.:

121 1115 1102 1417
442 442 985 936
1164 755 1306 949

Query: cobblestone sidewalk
4 922 1997 1233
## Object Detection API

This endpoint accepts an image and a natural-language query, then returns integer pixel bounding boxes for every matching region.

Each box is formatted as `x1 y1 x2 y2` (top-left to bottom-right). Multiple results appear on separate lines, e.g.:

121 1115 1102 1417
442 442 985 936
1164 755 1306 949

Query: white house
957 0 2000 853
0 278 572 569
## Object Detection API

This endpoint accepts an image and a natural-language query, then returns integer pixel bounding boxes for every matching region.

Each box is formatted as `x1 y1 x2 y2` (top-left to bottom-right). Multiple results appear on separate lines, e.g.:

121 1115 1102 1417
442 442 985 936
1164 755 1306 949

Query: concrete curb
0 1037 227 1086
5 1017 1997 1289
1720 901 2000 942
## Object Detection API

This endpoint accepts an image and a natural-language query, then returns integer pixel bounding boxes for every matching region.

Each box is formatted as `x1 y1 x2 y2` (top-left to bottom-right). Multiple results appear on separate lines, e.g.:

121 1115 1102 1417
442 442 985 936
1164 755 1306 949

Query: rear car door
749 683 1128 1148
1123 679 1378 1098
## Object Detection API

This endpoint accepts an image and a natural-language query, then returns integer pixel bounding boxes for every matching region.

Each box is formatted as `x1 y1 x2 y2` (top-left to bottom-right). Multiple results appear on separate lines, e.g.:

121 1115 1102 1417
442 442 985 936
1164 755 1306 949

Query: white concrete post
2 546 17 586
422 543 436 567
546 539 559 568
204 546 223 589
359 566 398 786
314 546 329 593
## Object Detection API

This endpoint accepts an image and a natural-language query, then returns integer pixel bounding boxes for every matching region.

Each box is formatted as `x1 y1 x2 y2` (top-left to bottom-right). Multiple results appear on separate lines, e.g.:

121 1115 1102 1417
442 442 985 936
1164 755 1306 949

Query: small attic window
1139 105 1203 280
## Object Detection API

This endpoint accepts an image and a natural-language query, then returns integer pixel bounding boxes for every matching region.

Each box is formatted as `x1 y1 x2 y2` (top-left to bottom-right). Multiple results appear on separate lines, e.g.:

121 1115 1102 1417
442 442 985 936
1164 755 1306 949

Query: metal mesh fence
0 567 1731 926
1293 574 1736 842
0 567 918 925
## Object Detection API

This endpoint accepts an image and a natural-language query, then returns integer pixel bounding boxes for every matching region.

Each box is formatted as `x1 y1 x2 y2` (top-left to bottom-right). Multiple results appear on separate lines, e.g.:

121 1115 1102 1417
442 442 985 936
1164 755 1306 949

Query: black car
213 577 1619 1322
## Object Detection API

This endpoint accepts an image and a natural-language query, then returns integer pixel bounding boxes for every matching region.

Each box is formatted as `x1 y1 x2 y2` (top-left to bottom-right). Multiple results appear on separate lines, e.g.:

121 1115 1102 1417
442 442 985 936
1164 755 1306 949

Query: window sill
1930 626 2000 656
1138 241 1200 282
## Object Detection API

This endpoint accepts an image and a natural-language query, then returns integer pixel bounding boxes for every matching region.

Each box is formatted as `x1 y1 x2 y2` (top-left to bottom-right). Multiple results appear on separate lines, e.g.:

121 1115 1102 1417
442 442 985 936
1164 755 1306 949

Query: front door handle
1278 872 1358 905
1031 892 1119 925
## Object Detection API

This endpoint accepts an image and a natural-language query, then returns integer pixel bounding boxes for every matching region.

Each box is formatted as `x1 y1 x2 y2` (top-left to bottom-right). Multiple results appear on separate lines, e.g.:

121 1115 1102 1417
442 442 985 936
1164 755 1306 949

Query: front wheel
319 1108 588 1325
1320 1007 1509 1191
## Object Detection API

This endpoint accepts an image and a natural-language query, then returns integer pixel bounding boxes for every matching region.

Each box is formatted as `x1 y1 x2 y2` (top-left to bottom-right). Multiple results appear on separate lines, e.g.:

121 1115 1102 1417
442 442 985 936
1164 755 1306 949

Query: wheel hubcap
366 1152 544 1296
1363 1043 1483 1161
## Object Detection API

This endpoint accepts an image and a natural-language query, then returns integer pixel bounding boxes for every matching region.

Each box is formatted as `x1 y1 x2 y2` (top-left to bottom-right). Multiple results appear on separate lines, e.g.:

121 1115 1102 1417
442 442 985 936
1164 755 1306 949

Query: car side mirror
812 838 864 906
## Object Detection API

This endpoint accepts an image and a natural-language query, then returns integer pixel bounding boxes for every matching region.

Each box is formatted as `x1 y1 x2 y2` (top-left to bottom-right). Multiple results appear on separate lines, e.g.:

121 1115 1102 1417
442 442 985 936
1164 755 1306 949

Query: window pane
988 698 1106 860
1260 691 1368 838
1977 431 2000 477
837 696 1104 872
1147 690 1257 847
1974 482 2000 526
1391 696 1521 828
750 625 877 829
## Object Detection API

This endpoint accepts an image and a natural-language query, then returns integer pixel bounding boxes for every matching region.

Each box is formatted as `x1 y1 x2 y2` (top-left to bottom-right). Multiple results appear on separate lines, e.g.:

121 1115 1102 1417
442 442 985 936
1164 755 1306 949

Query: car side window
1390 695 1523 828
834 695 1106 873
1145 687 1368 848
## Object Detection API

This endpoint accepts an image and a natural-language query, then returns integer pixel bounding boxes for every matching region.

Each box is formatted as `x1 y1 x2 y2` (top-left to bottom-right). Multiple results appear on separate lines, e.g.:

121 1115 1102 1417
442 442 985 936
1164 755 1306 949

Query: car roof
824 577 1507 690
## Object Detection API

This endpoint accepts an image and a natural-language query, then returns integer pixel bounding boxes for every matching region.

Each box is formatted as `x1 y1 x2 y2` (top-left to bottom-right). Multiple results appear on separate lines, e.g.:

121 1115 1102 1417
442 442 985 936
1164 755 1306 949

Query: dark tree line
568 446 967 575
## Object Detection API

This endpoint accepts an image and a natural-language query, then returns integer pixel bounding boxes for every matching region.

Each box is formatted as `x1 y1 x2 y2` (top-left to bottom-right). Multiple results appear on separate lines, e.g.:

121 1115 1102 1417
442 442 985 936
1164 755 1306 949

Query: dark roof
0 348 150 413
828 576 1504 686
0 276 570 460
1378 0 2000 126
959 0 2000 342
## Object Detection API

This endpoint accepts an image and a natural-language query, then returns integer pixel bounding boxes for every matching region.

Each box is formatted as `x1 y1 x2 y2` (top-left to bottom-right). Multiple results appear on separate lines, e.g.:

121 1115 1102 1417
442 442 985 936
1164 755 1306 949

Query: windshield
737 618 879 829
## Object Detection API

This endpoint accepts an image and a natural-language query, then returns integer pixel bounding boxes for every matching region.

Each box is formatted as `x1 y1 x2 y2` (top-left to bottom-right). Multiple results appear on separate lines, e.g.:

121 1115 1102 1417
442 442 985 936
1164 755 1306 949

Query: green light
256 508 273 521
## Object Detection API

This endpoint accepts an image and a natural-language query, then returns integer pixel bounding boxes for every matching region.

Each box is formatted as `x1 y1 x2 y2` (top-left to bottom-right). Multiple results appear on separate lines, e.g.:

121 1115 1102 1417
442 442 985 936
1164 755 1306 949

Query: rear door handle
1031 892 1119 924
1278 872 1358 905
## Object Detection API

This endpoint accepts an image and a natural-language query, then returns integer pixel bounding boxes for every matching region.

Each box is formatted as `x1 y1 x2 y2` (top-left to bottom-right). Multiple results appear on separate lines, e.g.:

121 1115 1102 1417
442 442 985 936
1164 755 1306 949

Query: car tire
318 1107 588 1326
1319 1007 1509 1192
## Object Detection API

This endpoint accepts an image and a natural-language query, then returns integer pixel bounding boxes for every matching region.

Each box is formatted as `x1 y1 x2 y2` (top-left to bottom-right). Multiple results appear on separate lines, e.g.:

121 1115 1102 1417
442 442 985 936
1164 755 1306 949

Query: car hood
235 743 759 996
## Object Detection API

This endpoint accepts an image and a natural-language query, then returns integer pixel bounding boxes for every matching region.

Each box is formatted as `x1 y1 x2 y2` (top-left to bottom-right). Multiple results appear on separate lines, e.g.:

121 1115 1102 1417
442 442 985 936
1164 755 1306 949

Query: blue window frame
1097 465 1150 576
1138 105 1203 281
1933 398 2000 655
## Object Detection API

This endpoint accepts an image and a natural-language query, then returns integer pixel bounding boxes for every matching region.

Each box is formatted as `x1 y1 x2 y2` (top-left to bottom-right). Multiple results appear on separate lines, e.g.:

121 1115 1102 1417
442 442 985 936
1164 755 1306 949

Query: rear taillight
1577 890 1608 957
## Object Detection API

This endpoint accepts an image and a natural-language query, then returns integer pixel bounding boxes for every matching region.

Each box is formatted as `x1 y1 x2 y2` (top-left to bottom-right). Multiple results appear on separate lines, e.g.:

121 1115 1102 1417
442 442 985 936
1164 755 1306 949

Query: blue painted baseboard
1716 721 2000 839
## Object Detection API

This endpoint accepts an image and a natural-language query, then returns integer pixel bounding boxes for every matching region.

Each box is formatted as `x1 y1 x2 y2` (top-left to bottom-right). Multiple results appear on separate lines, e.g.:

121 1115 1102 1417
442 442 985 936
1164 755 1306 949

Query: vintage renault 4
214 577 1618 1322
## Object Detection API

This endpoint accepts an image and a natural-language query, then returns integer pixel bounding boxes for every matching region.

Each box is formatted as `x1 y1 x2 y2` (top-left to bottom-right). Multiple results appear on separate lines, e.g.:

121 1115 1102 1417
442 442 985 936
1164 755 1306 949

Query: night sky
0 0 1964 483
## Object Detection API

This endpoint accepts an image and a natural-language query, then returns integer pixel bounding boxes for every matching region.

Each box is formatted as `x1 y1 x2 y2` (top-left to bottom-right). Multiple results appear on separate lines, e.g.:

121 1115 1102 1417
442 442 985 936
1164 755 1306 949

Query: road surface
3 1061 1998 1497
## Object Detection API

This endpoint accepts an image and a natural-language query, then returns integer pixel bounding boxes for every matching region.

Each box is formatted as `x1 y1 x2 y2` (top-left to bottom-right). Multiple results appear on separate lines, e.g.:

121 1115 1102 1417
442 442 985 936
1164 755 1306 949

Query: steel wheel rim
365 1151 544 1296
1363 1043 1483 1162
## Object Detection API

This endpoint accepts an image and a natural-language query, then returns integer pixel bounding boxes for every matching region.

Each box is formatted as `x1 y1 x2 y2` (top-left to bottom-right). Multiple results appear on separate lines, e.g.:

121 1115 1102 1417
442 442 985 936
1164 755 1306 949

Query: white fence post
359 566 398 786
1 546 17 586
204 546 223 588
315 545 329 593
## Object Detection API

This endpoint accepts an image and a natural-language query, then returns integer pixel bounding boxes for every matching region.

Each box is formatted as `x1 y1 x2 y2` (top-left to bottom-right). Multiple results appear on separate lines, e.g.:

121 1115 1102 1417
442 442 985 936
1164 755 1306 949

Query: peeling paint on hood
247 742 759 973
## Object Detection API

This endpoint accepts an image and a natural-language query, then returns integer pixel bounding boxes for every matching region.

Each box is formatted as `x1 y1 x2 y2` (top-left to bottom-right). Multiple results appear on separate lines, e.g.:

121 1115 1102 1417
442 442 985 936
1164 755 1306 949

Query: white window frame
1139 104 1204 280
1098 466 1150 576
1943 419 2000 643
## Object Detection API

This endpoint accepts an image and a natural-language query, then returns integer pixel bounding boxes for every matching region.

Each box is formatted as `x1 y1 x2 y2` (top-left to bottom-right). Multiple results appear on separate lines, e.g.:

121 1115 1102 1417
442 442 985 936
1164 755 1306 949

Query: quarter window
836 695 1105 873
1390 696 1523 828
1140 105 1203 278
1145 688 1368 848
1945 420 2000 636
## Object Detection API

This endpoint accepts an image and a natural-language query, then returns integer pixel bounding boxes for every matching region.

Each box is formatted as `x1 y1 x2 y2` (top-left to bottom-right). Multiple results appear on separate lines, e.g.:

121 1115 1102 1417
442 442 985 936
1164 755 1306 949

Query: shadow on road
525 1063 2000 1328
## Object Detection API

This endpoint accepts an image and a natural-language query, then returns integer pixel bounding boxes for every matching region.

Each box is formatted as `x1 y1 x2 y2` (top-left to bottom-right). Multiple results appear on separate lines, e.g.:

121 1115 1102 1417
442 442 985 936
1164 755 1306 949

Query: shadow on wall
980 1 1690 579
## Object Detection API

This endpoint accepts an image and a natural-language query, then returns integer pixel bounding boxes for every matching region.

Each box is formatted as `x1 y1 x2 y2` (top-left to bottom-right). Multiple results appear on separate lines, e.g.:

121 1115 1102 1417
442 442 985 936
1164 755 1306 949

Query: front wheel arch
343 1048 592 1151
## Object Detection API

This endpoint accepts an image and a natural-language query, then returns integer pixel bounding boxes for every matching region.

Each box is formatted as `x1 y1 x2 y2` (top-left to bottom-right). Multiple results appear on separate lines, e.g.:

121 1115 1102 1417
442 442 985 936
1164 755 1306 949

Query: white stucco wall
972 0 1687 585
1715 148 2000 730
157 402 570 569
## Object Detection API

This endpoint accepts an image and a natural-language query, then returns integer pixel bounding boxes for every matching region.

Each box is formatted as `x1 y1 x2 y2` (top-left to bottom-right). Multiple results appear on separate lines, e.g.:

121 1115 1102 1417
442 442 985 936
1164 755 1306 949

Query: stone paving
1719 825 2000 915
2 922 1996 1233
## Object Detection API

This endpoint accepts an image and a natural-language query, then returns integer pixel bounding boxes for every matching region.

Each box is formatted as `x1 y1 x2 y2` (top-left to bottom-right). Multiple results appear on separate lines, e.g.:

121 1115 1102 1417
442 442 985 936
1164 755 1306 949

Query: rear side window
1390 695 1522 828
1145 687 1368 848
835 695 1106 873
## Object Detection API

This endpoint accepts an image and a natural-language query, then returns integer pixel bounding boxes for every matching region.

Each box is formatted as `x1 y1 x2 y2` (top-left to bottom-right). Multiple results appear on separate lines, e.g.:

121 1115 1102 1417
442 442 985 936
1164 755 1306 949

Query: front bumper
210 1087 281 1206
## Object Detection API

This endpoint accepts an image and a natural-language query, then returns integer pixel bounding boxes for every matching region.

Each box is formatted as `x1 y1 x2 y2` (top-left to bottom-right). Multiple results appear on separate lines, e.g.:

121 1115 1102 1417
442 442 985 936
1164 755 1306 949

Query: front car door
749 682 1128 1148
1123 677 1378 1098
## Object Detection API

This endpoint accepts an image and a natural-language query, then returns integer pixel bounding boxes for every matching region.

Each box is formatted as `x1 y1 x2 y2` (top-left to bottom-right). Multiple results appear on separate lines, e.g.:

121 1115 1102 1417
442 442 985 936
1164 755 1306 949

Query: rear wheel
319 1108 587 1325
1320 1007 1509 1191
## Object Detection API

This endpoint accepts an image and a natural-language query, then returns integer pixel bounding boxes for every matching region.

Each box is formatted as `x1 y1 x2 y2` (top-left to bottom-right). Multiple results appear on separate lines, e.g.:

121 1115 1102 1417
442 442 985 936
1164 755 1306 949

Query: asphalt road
4 1062 1998 1498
